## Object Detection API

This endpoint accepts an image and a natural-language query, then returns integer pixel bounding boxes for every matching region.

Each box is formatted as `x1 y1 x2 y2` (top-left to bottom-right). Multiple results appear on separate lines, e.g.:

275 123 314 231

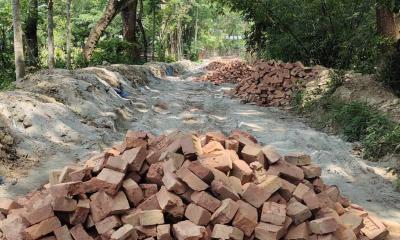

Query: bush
379 51 400 95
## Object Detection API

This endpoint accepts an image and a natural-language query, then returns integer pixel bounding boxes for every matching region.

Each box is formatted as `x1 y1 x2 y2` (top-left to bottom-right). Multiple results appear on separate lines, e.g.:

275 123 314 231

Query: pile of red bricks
233 60 323 107
0 129 389 240
196 60 253 85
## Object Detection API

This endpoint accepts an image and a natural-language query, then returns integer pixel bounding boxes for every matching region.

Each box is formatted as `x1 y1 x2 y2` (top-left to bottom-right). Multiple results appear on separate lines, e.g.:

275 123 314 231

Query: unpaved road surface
2 63 400 231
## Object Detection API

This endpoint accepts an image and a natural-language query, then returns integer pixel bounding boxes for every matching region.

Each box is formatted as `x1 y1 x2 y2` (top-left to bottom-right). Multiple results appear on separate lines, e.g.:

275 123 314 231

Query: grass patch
0 71 15 91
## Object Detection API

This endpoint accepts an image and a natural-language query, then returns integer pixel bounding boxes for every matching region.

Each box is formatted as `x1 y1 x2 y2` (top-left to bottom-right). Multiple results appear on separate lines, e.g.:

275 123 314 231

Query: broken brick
184 203 211 226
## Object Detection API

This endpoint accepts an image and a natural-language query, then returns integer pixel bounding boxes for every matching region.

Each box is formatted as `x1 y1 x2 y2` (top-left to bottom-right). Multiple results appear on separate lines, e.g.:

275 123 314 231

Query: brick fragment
211 224 244 240
49 182 83 198
23 203 54 225
231 158 252 184
333 224 357 240
69 167 92 182
172 220 206 240
24 216 61 240
184 203 211 226
254 222 285 240
122 179 144 206
202 141 224 154
54 225 73 240
303 190 321 212
146 162 164 186
89 191 113 222
162 153 184 173
211 180 240 201
261 202 286 226
190 191 221 212
105 156 128 173
279 178 296 200
93 168 125 195
157 224 172 240
137 194 161 210
249 161 268 184
360 216 389 240
162 171 187 194
286 200 312 225
309 217 338 234
205 132 226 145
302 164 322 178
156 186 185 219
262 145 282 164
0 215 29 240
211 199 239 224
186 161 214 184
95 215 122 234
176 167 208 191
110 191 130 215
340 212 364 234
225 139 239 152
284 152 312 166
121 209 141 227
241 144 265 165
140 184 159 199
180 134 202 160
229 176 242 194
111 224 137 240
293 183 311 201
136 225 157 238
122 146 147 172
49 171 61 186
200 151 232 173
59 166 79 183
268 159 304 183
139 210 164 226
52 197 77 212
70 199 90 225
232 200 258 237
285 222 309 240
70 224 93 240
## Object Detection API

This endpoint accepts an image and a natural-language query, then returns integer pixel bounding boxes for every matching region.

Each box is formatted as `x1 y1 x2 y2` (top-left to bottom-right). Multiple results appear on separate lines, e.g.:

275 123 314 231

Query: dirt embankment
0 61 193 185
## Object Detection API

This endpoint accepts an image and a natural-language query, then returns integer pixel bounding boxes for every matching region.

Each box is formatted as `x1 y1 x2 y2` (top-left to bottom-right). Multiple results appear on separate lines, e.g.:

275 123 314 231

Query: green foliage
379 52 400 95
90 39 133 65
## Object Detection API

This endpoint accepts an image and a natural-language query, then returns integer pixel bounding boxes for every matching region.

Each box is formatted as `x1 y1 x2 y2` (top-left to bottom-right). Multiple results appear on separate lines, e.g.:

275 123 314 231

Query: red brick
225 139 239 152
180 134 202 160
278 178 296 200
284 153 312 166
24 216 61 240
156 186 185 219
210 199 239 224
49 171 61 186
303 190 321 212
190 191 221 212
69 167 92 182
249 161 268 184
95 215 122 234
121 180 142 206
267 159 304 183
162 152 184 173
59 166 79 183
309 217 338 234
70 224 93 240
241 144 265 165
0 215 29 240
89 191 113 222
261 202 286 226
293 183 311 201
176 167 208 191
229 176 242 194
105 156 128 173
231 158 252 184
121 146 147 172
185 203 211 226
93 168 125 195
254 222 285 240
23 203 54 225
49 182 84 198
157 224 172 240
262 145 282 164
211 179 240 201
54 225 73 240
333 224 357 240
139 210 164 225
52 197 77 212
146 162 164 186
125 130 147 149
186 161 214 184
136 225 157 239
137 194 161 211
360 216 389 240
111 224 137 240
202 141 224 154
172 220 206 240
70 199 90 225
110 191 130 215
200 151 233 173
285 222 309 240
286 200 312 225
232 200 258 237
162 171 187 194
340 212 363 234
302 164 322 178
140 184 158 199
205 132 226 145
211 224 244 240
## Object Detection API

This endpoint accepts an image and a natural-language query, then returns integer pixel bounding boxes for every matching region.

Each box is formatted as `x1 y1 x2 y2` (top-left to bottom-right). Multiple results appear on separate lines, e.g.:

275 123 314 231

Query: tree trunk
25 0 38 67
121 0 140 61
137 0 147 62
376 4 397 38
12 0 25 80
48 0 55 69
83 0 129 62
66 0 72 69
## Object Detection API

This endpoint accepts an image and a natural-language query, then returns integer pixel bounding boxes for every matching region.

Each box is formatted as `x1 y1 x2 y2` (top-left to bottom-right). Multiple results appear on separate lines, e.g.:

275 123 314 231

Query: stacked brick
196 60 253 85
0 129 389 240
233 60 323 107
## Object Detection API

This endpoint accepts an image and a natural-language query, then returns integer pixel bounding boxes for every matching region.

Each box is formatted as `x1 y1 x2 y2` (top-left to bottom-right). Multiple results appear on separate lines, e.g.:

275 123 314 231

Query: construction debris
0 129 389 240
196 60 253 85
233 60 324 107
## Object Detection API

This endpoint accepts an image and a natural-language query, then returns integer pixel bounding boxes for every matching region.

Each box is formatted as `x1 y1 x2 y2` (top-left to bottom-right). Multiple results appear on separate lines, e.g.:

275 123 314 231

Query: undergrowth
293 70 400 189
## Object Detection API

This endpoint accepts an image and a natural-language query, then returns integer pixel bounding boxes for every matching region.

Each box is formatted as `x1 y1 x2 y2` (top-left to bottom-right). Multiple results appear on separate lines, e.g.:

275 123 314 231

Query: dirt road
2 62 400 230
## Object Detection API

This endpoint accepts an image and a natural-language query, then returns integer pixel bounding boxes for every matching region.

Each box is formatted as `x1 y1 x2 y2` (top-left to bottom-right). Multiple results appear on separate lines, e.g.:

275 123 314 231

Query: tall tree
48 0 55 69
66 0 72 69
121 0 140 61
12 0 25 80
25 0 38 67
137 0 148 61
83 0 130 62
376 3 397 38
